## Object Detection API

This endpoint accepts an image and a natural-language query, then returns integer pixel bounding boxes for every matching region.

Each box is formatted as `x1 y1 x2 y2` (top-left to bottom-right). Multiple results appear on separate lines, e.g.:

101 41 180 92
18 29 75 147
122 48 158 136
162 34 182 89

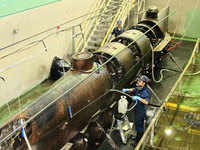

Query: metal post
150 124 154 146
42 40 48 51
137 0 146 23
79 24 85 46
192 38 200 65
20 119 32 150
72 26 75 53
79 24 86 52
117 119 127 144
72 24 86 53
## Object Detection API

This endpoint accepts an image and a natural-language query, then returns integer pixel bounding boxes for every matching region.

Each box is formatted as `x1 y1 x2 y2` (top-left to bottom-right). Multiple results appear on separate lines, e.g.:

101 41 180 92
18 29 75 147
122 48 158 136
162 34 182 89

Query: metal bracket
42 40 48 52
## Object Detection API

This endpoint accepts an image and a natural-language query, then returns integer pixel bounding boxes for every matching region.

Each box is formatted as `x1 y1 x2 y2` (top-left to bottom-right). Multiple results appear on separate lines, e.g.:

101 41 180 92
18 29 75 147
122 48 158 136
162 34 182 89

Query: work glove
132 96 141 101
122 88 129 93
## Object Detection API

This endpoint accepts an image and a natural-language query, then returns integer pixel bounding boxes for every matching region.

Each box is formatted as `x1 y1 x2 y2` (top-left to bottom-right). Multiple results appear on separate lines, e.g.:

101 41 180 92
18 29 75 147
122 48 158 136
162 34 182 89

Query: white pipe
20 119 32 150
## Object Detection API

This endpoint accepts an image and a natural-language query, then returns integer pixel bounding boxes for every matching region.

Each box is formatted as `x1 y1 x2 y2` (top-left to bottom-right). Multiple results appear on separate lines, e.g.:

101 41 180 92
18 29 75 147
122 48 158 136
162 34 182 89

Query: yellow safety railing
100 0 135 47
75 0 106 52
75 0 111 52
80 0 114 51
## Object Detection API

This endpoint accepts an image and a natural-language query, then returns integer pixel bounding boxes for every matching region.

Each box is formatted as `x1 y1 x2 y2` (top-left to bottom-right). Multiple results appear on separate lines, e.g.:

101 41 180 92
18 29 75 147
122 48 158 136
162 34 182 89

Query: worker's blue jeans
134 112 145 144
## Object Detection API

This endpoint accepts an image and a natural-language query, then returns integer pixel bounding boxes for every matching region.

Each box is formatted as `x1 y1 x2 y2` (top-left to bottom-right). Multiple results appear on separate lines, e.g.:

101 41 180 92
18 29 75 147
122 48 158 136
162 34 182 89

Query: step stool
109 113 132 144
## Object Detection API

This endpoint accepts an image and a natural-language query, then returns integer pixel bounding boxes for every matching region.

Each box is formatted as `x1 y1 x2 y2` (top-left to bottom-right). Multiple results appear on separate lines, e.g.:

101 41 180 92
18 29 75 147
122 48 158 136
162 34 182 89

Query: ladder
109 113 132 144
83 0 124 52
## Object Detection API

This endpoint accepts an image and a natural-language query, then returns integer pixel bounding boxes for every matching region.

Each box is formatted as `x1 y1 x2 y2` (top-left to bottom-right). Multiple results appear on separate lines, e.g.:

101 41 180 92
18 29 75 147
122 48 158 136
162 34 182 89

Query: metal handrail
75 0 106 51
100 0 135 46
100 0 126 46
75 0 113 52
78 0 115 52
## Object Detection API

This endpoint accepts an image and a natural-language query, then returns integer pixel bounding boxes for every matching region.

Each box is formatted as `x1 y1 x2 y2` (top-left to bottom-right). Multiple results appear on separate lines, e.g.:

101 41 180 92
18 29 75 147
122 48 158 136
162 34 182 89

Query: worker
111 20 124 37
122 75 151 146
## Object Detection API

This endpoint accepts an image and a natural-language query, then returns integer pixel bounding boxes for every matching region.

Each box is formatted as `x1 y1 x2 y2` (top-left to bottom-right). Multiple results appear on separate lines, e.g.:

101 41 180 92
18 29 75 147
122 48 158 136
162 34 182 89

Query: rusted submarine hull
28 68 113 147
29 45 141 149
0 6 170 150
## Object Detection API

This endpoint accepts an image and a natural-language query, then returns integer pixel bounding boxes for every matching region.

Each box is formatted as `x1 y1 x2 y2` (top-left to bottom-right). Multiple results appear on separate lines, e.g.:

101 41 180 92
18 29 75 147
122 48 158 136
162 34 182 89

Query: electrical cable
151 38 184 83
151 49 179 83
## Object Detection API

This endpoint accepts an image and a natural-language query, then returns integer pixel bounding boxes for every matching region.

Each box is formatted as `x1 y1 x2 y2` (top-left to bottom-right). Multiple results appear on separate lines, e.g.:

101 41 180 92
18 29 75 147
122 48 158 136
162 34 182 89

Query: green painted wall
184 9 200 38
0 0 61 18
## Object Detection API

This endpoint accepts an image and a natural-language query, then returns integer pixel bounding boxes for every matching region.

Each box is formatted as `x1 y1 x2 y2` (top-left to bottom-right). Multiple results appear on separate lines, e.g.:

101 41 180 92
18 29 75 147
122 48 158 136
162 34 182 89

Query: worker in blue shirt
122 75 151 146
111 20 124 37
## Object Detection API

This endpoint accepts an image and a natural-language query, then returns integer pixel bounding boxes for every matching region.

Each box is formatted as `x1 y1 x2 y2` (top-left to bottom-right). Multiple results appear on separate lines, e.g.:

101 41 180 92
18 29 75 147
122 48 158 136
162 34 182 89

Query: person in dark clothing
111 20 124 37
122 75 151 146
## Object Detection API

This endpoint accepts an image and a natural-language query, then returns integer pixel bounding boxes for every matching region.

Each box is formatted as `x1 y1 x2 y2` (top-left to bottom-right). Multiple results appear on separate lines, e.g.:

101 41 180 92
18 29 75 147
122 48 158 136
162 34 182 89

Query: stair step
99 18 113 24
83 0 123 52
94 34 107 39
110 0 122 4
93 29 108 35
99 19 113 24
110 2 121 6
87 40 101 47
104 9 118 15
96 24 110 30
106 6 119 12
91 34 106 41
85 45 99 51
98 21 112 26
99 19 113 25
100 16 113 21
106 5 118 11
88 38 103 45
103 9 116 15
101 14 112 19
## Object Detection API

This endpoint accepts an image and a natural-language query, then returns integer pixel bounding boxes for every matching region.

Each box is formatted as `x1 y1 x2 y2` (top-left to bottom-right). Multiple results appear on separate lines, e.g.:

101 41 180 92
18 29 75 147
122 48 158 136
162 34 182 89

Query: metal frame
137 0 146 23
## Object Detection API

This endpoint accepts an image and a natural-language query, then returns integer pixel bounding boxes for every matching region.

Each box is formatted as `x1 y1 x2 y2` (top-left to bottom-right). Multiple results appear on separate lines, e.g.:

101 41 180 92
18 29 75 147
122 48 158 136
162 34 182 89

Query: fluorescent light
165 128 172 136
